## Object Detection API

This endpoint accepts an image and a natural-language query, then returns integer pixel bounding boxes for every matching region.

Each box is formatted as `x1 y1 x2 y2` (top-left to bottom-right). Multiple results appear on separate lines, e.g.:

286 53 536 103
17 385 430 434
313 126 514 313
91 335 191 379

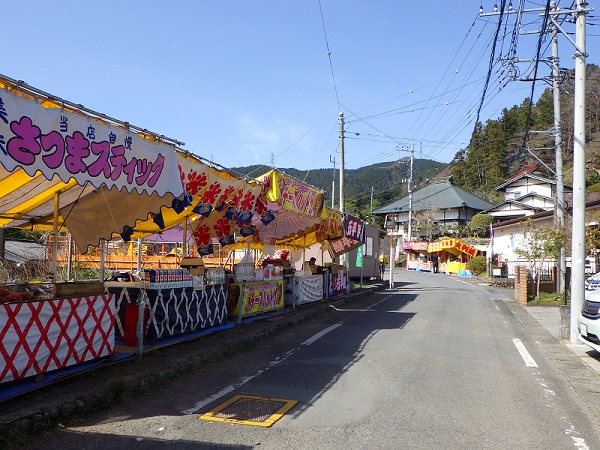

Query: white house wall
504 178 553 200
493 215 554 262
520 195 554 210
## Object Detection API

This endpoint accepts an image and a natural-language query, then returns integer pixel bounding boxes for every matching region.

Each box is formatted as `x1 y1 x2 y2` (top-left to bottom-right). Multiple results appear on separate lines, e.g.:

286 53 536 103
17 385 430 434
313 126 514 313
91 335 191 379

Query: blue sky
3 1 599 174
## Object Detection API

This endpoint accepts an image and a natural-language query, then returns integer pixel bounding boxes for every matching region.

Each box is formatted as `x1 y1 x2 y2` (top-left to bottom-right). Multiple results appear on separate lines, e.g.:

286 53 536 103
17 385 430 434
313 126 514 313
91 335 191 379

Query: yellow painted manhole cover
199 394 298 427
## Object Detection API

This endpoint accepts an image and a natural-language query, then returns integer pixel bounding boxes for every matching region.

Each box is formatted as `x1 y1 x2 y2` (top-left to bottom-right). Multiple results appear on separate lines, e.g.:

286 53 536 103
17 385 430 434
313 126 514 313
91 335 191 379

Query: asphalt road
27 270 600 449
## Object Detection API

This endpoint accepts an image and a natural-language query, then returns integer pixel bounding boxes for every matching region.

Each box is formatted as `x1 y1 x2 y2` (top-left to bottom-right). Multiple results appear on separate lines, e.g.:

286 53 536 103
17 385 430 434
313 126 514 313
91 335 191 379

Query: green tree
515 219 567 300
469 214 494 237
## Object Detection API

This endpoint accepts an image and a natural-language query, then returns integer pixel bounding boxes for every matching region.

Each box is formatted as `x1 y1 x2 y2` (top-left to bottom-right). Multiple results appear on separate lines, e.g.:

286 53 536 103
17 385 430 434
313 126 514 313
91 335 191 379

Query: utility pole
570 0 589 344
338 112 345 214
551 1 566 295
338 112 346 268
481 2 592 339
407 142 415 242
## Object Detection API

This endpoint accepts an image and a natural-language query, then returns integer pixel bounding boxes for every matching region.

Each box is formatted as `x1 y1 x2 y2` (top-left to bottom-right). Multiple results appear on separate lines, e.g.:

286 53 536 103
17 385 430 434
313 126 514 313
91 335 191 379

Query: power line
470 0 508 148
317 0 340 109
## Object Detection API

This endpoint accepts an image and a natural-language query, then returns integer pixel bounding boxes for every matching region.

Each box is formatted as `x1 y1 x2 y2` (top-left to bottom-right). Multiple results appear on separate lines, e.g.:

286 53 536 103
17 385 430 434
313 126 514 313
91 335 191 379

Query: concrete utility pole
551 1 566 295
570 0 589 344
407 142 415 241
338 112 345 214
481 2 592 339
338 112 346 268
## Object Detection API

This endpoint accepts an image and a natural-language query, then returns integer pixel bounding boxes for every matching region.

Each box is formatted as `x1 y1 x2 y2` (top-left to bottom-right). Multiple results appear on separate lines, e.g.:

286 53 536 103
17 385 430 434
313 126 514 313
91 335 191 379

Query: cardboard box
180 257 205 277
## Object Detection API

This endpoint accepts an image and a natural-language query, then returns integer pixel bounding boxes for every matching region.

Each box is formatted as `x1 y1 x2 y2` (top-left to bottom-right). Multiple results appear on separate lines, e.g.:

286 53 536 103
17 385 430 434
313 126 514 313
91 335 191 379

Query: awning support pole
183 219 188 257
67 233 73 280
136 238 142 272
99 239 105 281
52 192 59 281
137 289 147 358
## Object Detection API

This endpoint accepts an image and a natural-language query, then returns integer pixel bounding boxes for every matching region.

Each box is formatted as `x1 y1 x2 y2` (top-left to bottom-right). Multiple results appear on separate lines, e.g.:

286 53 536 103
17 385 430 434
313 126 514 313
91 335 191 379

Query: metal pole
389 228 394 289
99 239 105 282
136 289 146 357
67 233 73 280
136 238 142 272
551 1 566 295
52 192 59 281
182 219 188 257
570 0 588 344
339 112 345 214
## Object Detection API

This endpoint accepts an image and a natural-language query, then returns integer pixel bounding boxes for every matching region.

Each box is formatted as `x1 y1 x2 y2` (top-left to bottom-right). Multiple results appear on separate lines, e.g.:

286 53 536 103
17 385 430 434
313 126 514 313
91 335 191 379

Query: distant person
378 254 388 279
308 257 317 274
431 252 439 273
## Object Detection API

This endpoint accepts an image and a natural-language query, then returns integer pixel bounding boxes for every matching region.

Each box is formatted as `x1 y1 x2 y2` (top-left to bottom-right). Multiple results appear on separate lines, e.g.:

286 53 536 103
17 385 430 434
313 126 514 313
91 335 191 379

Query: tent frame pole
52 192 59 281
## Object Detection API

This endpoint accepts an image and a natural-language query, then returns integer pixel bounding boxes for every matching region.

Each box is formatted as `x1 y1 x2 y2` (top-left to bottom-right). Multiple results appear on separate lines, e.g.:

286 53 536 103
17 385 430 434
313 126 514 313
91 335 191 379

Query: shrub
467 255 487 276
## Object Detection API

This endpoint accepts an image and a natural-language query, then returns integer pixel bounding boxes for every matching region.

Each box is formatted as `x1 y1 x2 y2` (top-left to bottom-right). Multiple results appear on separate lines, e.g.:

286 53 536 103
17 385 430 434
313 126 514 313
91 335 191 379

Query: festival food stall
403 239 478 274
0 74 185 383
103 153 265 347
403 241 433 271
429 238 478 274
249 170 333 307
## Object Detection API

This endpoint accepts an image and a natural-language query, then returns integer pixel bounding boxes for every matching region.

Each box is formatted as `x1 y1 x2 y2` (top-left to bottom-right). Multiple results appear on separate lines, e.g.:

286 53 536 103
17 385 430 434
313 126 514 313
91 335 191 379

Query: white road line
302 322 343 346
512 338 539 367
183 294 395 415
180 349 296 414
181 322 344 414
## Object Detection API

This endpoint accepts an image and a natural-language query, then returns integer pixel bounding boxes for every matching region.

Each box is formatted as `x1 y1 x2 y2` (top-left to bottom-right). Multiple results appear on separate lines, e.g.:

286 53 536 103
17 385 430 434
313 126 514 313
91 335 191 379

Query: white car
579 289 600 352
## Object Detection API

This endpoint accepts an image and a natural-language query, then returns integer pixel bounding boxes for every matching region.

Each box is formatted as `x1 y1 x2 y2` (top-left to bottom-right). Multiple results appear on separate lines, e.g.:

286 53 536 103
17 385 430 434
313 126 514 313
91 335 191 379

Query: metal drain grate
199 394 298 427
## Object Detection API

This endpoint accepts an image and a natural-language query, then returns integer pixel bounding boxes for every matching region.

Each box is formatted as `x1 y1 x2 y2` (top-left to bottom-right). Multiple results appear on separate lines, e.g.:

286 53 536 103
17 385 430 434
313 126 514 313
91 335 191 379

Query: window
365 237 373 257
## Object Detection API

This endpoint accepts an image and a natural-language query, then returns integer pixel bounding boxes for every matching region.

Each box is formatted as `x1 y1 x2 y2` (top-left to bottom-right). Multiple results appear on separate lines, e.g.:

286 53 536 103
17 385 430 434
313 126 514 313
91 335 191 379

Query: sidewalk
524 304 600 375
477 279 600 377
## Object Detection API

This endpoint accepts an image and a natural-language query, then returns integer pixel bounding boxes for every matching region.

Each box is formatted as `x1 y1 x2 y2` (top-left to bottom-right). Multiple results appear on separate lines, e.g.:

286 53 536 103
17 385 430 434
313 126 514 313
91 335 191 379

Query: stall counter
292 274 324 306
108 283 227 343
227 279 284 319
0 293 115 384
446 261 467 274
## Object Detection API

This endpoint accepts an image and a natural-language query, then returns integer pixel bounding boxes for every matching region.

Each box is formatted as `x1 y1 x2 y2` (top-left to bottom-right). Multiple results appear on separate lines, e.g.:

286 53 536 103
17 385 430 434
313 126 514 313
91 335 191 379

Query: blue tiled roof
372 181 492 214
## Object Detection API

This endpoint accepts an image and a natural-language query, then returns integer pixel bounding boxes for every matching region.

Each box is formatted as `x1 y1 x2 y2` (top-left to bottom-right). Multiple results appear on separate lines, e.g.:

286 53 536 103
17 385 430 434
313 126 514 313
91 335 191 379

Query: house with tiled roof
483 165 572 222
372 177 492 240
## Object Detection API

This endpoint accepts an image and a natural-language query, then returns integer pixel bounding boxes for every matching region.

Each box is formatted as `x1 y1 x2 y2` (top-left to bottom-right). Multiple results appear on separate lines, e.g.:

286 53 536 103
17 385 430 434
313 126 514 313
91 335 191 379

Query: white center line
181 323 344 414
302 322 343 346
512 338 538 367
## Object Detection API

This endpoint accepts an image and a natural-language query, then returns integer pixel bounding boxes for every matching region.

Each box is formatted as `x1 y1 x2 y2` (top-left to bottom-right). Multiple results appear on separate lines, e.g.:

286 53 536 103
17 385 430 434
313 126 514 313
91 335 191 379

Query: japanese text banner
260 170 324 218
0 87 183 197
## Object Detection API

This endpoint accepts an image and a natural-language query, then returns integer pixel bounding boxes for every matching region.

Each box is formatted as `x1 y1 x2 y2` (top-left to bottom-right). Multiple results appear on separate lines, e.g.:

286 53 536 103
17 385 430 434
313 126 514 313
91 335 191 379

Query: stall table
406 260 433 272
108 283 227 343
0 293 115 384
329 270 350 297
292 274 324 306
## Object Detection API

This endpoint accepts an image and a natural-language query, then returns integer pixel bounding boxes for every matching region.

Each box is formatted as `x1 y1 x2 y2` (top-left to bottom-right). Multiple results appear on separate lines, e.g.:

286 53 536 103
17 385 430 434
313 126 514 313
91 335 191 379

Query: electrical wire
318 0 340 110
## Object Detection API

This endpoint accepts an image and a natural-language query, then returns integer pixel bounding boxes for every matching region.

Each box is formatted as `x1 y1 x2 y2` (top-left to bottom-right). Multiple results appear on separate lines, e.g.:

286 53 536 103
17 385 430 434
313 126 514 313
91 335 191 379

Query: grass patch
527 291 567 305
0 426 31 449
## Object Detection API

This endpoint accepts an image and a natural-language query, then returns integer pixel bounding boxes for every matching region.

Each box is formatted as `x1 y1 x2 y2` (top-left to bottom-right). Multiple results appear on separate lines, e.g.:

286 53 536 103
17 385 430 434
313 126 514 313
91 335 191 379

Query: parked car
579 289 600 352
